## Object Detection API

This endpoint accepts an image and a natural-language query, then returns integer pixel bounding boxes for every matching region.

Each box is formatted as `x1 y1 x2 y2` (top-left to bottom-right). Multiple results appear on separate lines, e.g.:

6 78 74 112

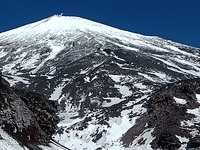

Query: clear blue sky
1 0 200 48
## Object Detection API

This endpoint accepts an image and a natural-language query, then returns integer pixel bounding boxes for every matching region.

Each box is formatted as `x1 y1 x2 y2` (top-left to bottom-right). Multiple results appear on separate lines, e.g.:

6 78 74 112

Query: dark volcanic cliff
0 74 59 149
122 78 200 149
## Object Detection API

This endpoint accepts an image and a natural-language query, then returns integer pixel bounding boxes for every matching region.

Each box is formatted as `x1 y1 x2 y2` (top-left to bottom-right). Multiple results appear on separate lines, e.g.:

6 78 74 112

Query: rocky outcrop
122 78 200 149
0 75 59 149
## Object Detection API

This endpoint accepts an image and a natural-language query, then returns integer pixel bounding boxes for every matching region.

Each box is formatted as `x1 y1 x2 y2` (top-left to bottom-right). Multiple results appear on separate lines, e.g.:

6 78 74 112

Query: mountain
0 15 200 149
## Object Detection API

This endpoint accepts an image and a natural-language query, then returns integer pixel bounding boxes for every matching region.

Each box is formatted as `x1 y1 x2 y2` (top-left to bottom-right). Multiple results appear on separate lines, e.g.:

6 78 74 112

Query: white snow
80 69 88 74
104 115 135 146
187 108 200 118
135 40 169 52
39 143 66 150
174 97 187 105
31 43 64 74
109 75 121 82
134 83 147 89
130 128 155 150
3 75 30 87
0 128 28 150
21 53 40 69
0 51 7 58
148 71 169 82
50 84 64 100
55 114 135 149
181 120 194 127
190 129 199 137
138 72 155 82
102 97 124 107
132 103 147 115
196 94 200 103
58 133 98 150
109 74 134 84
176 135 189 150
55 122 99 150
165 45 197 57
47 43 64 60
85 76 90 82
186 106 200 126
111 41 139 52
152 56 200 77
0 15 142 43
174 57 200 71
152 56 177 68
115 84 132 97
180 94 200 136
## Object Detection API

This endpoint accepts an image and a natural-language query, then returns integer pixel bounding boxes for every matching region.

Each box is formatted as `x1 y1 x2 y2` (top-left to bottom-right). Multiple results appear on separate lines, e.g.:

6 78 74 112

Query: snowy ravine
0 15 200 149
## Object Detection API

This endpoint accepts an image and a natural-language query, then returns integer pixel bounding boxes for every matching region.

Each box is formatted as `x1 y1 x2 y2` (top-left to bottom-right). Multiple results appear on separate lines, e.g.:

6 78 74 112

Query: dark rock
121 78 200 149
187 136 200 149
155 131 181 150
0 134 3 140
14 88 59 137
0 77 59 148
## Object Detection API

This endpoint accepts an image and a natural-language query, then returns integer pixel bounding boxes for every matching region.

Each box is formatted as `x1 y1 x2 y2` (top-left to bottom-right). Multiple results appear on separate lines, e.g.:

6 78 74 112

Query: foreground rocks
122 78 200 149
0 75 59 149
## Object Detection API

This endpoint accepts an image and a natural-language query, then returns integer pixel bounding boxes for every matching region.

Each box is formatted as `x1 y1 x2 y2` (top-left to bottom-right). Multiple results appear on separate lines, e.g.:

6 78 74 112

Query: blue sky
1 0 200 48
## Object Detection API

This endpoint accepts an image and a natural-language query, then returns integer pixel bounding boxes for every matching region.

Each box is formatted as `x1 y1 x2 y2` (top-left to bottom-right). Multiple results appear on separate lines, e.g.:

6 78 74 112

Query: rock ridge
122 78 200 149
0 74 59 149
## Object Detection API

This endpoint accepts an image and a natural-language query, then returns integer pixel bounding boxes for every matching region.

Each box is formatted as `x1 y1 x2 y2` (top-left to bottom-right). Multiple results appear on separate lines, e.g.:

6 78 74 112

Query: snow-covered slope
0 15 200 149
0 15 141 40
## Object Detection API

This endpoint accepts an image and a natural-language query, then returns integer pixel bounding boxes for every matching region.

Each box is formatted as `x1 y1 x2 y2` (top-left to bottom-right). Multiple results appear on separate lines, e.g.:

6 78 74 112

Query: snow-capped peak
0 15 141 41
1 14 200 150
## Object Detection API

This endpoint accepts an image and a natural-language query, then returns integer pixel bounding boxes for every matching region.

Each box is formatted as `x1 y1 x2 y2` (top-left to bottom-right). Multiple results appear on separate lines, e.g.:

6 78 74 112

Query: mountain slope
0 15 200 149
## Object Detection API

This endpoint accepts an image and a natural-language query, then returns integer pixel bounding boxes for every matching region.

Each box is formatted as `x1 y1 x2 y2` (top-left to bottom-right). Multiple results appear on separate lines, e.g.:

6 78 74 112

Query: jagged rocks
187 136 200 149
154 131 181 149
121 78 200 149
149 78 200 149
0 76 59 148
14 88 59 136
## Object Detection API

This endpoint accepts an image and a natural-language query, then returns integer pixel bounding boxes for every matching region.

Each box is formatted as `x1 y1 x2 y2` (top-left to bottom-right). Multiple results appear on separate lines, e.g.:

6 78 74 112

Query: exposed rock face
1 16 200 149
0 75 59 149
14 88 59 138
122 78 200 149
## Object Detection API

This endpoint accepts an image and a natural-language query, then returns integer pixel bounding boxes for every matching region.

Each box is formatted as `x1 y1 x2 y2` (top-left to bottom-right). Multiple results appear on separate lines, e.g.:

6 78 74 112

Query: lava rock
187 136 200 149
121 78 200 149
0 76 59 149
